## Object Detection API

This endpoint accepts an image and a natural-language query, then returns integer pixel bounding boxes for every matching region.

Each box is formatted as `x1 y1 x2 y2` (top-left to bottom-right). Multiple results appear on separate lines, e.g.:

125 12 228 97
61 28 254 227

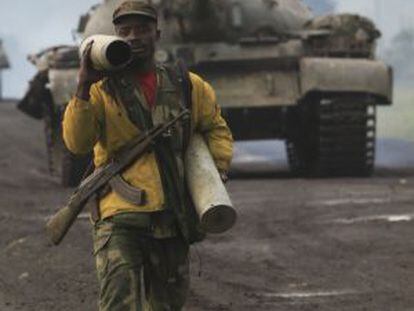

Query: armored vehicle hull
80 1 392 177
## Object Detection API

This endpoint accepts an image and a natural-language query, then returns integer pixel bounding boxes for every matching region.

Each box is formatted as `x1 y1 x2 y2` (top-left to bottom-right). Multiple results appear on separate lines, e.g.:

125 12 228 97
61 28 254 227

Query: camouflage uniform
93 213 189 311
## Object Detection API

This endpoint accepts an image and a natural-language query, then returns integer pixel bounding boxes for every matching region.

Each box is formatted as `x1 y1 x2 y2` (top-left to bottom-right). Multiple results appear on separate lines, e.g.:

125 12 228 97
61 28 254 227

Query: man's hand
76 41 103 101
219 170 229 184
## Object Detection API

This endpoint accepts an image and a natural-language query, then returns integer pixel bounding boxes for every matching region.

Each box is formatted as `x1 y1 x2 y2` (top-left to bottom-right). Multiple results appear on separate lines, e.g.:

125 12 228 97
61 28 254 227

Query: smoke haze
336 0 414 46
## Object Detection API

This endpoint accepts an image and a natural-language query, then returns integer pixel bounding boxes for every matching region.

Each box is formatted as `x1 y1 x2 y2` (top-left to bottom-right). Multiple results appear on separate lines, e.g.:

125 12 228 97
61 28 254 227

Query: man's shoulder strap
102 74 150 131
164 60 193 150
164 60 193 112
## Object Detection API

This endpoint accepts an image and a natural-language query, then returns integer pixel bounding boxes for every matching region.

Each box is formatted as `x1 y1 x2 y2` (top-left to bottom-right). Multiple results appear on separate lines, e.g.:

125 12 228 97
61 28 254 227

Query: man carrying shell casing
63 0 233 310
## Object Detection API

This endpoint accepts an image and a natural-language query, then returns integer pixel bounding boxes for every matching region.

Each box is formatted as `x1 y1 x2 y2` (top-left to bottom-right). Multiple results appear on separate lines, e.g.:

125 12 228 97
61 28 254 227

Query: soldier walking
62 1 233 310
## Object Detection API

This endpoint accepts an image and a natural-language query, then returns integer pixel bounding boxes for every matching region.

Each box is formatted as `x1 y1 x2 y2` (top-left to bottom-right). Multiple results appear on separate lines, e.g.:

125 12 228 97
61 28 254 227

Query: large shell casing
185 134 236 234
79 35 131 71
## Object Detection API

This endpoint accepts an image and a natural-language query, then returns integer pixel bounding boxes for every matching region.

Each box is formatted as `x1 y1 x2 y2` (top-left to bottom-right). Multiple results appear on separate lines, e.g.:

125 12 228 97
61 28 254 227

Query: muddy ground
1 102 414 311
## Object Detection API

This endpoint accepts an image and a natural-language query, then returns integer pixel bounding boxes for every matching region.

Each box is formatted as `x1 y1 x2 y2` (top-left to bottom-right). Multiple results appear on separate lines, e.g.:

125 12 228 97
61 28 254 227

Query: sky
0 0 413 98
0 0 98 98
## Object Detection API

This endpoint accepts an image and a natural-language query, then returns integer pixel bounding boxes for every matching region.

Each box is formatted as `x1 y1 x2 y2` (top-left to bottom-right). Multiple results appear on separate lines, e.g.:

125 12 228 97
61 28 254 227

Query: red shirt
136 71 157 110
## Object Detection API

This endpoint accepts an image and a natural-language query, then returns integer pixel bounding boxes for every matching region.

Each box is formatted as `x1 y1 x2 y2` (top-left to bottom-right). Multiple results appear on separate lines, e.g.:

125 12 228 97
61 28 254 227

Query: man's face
115 15 160 62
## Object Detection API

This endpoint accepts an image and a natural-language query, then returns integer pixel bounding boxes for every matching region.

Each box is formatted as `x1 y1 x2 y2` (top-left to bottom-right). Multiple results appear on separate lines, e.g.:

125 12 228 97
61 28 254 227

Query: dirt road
1 102 414 310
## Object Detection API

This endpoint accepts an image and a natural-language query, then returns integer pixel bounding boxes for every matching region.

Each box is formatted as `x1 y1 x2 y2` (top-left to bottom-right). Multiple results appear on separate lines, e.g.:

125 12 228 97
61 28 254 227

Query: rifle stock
45 110 189 245
46 199 83 245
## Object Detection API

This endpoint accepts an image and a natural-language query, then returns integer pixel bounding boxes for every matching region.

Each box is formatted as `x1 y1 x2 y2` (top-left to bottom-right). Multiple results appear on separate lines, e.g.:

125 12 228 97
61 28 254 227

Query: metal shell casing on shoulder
185 134 236 234
79 35 131 71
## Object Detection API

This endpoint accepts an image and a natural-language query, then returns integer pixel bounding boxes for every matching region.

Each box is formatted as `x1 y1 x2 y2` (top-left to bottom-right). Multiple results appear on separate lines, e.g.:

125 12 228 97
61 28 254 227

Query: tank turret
80 0 313 42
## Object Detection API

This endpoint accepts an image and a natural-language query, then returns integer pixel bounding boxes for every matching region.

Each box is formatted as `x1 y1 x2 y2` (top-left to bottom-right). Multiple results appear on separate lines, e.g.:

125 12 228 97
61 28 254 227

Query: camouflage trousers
93 213 190 311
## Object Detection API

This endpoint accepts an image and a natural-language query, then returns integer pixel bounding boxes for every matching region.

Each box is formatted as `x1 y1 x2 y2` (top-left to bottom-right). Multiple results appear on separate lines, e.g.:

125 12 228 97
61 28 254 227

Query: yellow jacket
63 72 233 219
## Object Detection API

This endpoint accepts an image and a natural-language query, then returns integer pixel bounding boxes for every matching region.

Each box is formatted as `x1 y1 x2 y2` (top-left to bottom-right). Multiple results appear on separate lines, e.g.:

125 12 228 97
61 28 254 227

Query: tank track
286 139 306 176
286 95 376 177
44 118 56 176
313 97 376 176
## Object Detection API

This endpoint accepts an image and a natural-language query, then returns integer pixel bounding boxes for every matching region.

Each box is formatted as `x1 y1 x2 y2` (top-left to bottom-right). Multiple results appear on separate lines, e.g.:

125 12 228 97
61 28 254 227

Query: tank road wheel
285 138 309 176
286 139 302 175
285 104 314 176
286 94 376 177
61 147 92 187
313 96 376 177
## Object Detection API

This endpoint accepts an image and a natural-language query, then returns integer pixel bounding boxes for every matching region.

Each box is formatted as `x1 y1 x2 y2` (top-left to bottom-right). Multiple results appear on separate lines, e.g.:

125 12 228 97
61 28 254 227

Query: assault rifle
45 109 189 245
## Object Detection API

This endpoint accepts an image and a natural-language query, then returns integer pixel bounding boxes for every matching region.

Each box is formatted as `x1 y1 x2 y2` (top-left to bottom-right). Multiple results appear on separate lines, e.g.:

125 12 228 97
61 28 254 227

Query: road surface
1 102 413 310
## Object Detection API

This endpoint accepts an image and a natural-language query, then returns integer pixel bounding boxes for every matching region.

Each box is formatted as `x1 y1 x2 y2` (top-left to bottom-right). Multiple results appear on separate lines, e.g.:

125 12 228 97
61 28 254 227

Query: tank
20 0 393 184
0 40 10 69
0 40 10 99
18 45 91 186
